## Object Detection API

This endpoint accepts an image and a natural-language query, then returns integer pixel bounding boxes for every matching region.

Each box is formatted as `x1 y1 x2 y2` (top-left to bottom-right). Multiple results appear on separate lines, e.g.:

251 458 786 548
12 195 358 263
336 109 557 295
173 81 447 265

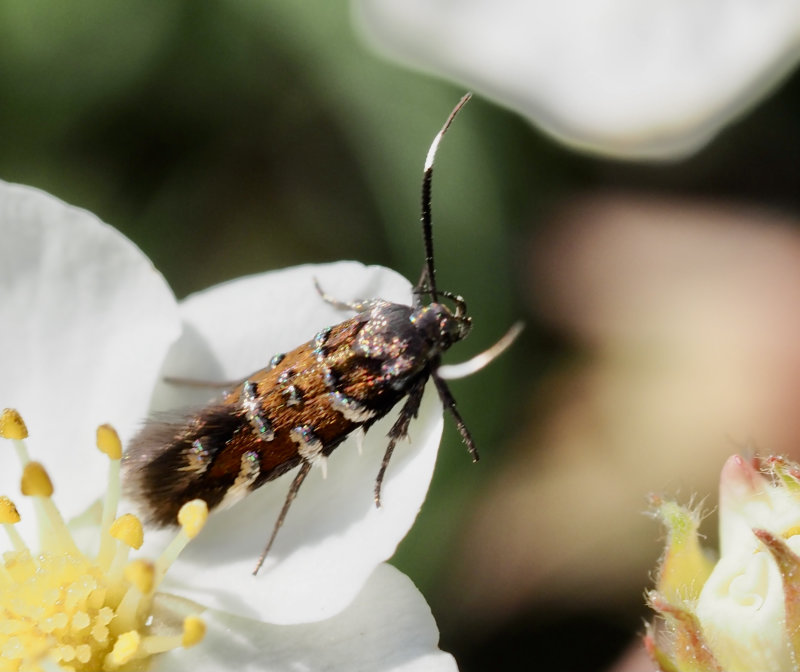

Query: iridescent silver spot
381 355 415 378
283 385 302 406
182 438 211 474
328 391 376 423
241 380 274 441
269 353 286 369
323 368 337 391
290 425 324 462
220 450 262 508
278 369 302 406
239 450 260 483
313 327 332 362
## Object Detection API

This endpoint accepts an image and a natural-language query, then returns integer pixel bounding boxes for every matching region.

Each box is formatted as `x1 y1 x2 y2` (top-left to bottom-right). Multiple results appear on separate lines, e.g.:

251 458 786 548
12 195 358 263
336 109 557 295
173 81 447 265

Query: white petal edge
0 180 180 533
141 262 445 624
355 0 800 159
150 563 458 672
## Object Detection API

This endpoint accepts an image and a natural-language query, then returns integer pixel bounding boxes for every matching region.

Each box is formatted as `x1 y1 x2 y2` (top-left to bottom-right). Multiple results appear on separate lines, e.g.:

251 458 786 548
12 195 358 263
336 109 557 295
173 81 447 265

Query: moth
122 93 520 574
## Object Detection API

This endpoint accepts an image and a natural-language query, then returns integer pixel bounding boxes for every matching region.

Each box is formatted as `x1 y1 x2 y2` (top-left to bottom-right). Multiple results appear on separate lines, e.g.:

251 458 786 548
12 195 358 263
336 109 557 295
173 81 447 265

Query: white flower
0 179 457 671
648 455 800 672
355 0 800 159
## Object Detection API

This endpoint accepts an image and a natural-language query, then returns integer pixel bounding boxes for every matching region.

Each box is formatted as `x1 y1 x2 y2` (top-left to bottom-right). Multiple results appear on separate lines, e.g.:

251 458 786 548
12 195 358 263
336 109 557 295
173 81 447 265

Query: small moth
122 94 520 574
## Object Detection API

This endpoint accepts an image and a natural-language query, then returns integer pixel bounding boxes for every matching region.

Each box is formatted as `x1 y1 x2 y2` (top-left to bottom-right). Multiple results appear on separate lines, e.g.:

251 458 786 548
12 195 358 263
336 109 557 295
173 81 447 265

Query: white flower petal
0 180 179 528
144 262 444 624
718 455 800 558
696 548 793 671
150 563 457 672
355 0 800 158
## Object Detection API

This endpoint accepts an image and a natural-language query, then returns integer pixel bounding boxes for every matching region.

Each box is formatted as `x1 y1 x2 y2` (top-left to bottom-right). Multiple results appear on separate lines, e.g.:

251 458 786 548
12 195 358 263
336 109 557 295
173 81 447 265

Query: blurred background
4 2 800 670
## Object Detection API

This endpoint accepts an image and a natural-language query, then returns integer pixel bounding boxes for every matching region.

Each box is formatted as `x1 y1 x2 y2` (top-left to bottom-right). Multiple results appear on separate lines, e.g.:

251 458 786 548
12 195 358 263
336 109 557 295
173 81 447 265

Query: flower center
2 543 116 668
0 408 207 671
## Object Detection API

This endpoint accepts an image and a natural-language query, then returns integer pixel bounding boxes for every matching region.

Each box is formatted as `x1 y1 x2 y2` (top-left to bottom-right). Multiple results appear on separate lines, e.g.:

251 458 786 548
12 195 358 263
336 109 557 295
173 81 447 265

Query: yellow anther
177 499 208 539
96 424 122 460
2 416 209 670
107 630 141 666
0 495 21 524
182 616 206 648
20 461 53 497
124 559 155 595
0 408 28 439
109 513 144 550
76 643 92 663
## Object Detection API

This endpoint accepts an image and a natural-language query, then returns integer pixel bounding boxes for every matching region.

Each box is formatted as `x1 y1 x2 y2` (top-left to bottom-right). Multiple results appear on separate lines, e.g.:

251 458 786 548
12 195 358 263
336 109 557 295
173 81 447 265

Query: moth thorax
410 302 471 351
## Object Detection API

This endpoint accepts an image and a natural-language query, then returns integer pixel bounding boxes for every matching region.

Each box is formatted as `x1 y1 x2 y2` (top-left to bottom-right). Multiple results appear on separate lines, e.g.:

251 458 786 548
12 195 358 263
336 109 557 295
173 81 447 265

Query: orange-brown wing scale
122 314 416 526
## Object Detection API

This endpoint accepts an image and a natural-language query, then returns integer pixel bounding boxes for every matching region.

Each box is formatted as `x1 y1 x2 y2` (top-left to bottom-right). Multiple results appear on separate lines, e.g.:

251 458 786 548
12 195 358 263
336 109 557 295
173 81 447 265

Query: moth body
122 93 515 574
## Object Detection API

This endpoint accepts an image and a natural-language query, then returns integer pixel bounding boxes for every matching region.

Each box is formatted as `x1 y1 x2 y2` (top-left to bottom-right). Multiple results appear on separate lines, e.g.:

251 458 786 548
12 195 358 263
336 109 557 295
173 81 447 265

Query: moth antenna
421 93 472 303
437 321 524 380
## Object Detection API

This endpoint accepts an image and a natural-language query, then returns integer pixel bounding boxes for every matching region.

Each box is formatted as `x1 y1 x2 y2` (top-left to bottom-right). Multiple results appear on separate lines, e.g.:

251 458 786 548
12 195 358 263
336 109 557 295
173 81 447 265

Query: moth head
411 299 472 351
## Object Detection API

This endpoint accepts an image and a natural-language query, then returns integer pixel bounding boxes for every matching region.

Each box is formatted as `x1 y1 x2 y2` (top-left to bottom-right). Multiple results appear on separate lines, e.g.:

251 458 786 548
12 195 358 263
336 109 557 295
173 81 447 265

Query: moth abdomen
124 407 244 526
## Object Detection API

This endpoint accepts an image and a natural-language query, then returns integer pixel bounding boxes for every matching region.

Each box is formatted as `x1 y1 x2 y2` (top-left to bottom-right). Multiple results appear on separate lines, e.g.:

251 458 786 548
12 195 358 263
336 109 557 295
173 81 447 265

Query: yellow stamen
96 425 122 460
113 560 155 634
105 630 141 668
0 495 27 553
20 461 82 557
2 417 209 670
20 461 52 497
106 515 145 597
0 494 21 523
124 559 155 595
2 408 32 467
97 424 122 571
154 500 208 588
1 408 28 439
182 616 206 647
108 513 144 602
140 615 206 656
178 499 209 539
43 655 72 672
109 514 144 551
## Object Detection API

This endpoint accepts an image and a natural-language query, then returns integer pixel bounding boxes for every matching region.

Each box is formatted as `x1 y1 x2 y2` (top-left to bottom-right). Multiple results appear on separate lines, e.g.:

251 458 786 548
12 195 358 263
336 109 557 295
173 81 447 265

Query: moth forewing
129 370 444 572
122 262 426 545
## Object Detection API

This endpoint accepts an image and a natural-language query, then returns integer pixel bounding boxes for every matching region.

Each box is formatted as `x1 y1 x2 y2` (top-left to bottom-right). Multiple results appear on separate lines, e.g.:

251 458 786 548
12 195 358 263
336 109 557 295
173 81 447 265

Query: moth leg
313 278 387 313
374 377 427 508
252 461 312 575
412 267 432 308
432 372 479 462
